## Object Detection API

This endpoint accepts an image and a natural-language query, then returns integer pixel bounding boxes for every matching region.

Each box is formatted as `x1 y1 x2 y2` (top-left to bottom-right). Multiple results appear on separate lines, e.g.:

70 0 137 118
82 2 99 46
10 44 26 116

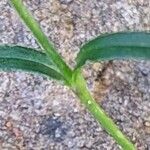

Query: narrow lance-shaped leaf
76 32 150 68
10 0 73 81
0 45 64 81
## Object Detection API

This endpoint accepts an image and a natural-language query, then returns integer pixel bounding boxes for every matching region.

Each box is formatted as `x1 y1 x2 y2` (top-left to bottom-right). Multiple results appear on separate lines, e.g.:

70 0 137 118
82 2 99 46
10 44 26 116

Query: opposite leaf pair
1 32 150 83
2 0 149 150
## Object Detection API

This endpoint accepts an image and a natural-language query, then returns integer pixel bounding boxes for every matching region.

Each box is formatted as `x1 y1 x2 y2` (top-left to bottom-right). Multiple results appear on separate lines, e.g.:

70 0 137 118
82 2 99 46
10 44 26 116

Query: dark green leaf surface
76 32 150 68
0 45 64 80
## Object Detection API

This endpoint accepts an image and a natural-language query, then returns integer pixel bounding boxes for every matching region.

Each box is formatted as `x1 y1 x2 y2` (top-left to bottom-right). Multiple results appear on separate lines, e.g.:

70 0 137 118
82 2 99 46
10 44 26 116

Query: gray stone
0 0 150 149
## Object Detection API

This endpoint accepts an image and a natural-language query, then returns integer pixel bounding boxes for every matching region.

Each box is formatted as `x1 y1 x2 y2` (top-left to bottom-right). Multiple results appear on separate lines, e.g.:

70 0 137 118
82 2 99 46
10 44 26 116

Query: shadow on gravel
39 115 68 142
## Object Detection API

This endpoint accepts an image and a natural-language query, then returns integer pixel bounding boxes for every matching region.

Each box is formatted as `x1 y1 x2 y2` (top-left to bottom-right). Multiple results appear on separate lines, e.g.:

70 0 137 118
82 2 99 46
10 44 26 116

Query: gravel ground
0 0 150 149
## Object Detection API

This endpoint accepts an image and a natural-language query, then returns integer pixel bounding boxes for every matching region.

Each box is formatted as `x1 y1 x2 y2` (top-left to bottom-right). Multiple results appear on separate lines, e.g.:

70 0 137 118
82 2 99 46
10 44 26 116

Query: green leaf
76 32 150 68
11 0 73 82
0 45 64 81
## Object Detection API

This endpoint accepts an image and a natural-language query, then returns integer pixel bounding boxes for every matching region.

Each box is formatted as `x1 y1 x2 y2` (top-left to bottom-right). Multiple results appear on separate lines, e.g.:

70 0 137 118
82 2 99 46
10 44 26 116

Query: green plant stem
10 0 136 149
10 0 72 83
72 69 136 150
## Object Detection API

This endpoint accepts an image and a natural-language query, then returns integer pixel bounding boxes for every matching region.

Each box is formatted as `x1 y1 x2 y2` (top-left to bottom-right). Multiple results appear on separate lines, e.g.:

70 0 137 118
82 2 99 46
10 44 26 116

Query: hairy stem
10 0 72 83
72 69 136 150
